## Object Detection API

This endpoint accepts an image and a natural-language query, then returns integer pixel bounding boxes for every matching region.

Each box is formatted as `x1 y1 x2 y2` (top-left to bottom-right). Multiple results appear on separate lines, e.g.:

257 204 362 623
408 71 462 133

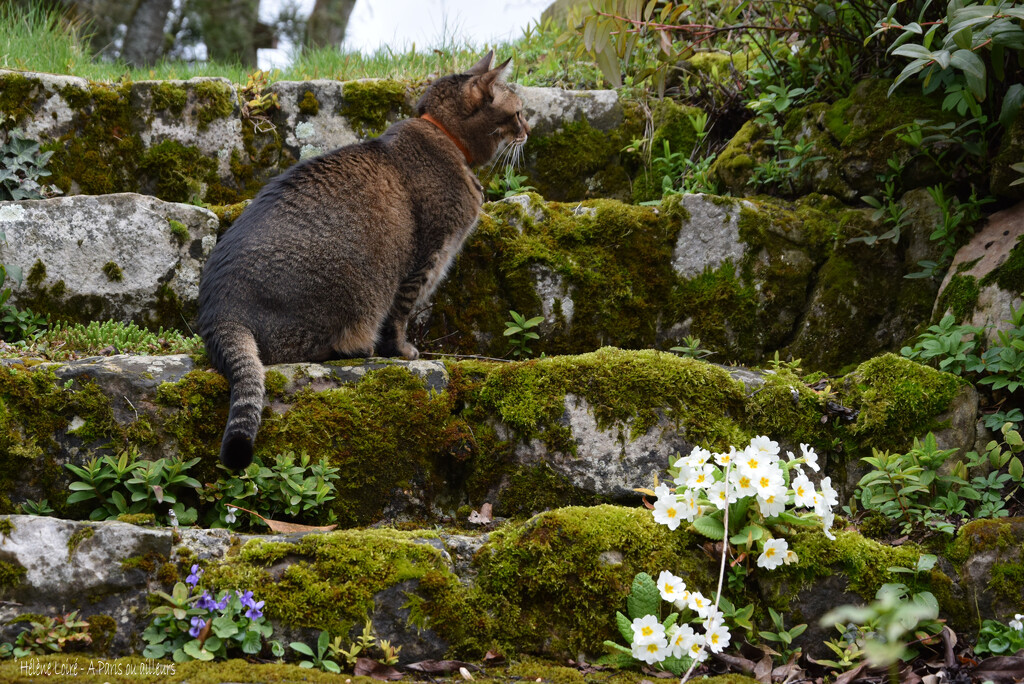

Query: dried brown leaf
263 518 338 534
972 654 1024 683
405 660 475 674
354 657 403 681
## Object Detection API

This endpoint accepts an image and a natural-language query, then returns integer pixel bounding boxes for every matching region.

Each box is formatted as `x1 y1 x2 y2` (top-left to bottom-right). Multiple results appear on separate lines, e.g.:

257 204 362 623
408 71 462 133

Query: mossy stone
340 79 411 137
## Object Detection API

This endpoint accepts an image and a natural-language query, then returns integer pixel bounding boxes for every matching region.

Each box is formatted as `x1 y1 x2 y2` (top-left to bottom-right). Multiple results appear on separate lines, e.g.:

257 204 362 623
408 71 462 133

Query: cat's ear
473 57 512 97
466 50 494 75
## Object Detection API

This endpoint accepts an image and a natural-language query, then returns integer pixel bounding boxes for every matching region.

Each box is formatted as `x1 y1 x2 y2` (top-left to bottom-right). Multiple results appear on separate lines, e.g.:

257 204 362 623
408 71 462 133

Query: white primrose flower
757 492 787 518
748 435 781 460
707 480 735 510
656 571 686 602
818 476 839 510
673 586 693 612
653 488 683 530
685 462 716 491
632 637 669 664
679 490 701 522
688 591 715 618
757 538 789 570
667 623 695 658
791 472 817 508
729 469 757 498
702 608 726 632
1010 614 1024 632
705 623 731 653
714 446 738 468
800 443 820 471
687 446 713 468
687 638 709 663
753 465 786 501
820 505 836 540
631 614 666 645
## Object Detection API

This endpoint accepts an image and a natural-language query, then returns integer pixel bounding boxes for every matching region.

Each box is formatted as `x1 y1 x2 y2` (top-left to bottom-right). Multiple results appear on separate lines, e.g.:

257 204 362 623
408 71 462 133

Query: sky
259 0 552 70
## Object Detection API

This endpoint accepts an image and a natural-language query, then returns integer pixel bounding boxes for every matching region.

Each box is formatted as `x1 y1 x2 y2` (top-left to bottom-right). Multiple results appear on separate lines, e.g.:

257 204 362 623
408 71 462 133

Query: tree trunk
121 0 174 66
305 0 356 50
195 0 261 67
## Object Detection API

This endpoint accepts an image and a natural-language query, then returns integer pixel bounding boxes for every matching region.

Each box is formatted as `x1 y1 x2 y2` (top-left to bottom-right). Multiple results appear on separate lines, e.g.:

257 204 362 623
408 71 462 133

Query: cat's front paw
400 343 420 361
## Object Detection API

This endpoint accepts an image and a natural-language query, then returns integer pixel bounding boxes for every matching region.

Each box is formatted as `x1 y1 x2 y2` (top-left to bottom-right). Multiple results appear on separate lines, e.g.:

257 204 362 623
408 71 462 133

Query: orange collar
421 113 473 165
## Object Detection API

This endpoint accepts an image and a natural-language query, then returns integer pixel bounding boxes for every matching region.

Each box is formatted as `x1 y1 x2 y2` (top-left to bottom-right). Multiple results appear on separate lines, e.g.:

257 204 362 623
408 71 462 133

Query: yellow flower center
738 476 751 488
646 643 659 653
711 633 720 644
641 626 653 637
665 584 674 594
766 548 776 558
666 507 677 518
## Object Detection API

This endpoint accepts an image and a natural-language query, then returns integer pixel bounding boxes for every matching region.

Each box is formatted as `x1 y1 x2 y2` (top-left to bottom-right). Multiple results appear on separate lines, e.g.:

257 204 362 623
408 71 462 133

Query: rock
934 200 1024 340
0 516 171 654
0 70 641 205
0 194 218 329
671 194 750 279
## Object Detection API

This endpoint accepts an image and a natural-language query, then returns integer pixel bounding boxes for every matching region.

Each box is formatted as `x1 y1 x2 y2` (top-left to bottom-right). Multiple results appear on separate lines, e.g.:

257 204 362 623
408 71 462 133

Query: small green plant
17 498 54 516
976 615 1024 656
757 607 807 661
487 165 536 199
906 184 993 279
33 320 204 359
850 153 909 246
854 433 967 535
291 621 401 673
670 335 713 360
199 451 340 530
5 611 92 658
65 449 201 525
291 630 343 672
142 565 282 662
821 557 943 674
503 310 544 358
0 126 60 201
817 622 868 672
0 240 47 345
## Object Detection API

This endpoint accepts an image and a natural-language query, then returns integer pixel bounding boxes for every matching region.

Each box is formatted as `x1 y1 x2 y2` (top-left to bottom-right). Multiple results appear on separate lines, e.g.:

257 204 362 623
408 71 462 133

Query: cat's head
417 50 530 166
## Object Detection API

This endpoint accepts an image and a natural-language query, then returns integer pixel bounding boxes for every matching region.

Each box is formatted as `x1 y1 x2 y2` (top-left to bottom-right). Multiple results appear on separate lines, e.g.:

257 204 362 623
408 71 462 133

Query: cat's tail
210 323 265 471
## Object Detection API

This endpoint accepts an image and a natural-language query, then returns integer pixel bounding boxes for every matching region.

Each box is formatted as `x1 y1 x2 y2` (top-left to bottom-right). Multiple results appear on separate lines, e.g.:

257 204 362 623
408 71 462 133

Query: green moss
206 528 450 635
430 198 682 358
340 79 410 137
527 116 632 201
264 370 287 398
47 82 142 196
709 119 763 191
0 517 14 538
936 273 980 320
150 82 188 116
843 354 965 452
101 261 123 283
139 140 219 203
191 79 236 131
206 202 250 233
469 505 713 657
156 562 179 585
0 559 26 593
167 219 190 246
86 614 117 655
0 73 43 126
0 366 151 514
983 234 1024 295
67 526 95 560
298 90 320 116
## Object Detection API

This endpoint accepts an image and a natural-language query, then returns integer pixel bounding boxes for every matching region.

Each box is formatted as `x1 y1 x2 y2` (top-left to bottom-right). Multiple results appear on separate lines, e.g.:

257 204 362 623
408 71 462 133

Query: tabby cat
198 51 529 470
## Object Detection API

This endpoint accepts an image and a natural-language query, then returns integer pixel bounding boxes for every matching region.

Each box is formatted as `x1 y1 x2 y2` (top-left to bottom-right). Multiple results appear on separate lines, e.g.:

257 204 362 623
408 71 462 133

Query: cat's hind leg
376 271 429 360
330 315 380 360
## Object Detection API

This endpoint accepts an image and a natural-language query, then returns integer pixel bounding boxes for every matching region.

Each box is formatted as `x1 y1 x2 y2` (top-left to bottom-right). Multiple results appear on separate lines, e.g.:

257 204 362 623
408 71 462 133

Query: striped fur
197 51 529 469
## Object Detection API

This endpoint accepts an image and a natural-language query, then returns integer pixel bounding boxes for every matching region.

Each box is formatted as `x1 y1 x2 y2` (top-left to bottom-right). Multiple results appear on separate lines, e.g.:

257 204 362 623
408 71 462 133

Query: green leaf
999 84 1024 129
602 640 633 655
1010 457 1024 480
183 640 214 661
323 660 341 673
211 614 239 639
241 629 262 654
692 514 726 540
291 642 315 657
65 491 97 504
626 573 660 620
616 611 634 643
